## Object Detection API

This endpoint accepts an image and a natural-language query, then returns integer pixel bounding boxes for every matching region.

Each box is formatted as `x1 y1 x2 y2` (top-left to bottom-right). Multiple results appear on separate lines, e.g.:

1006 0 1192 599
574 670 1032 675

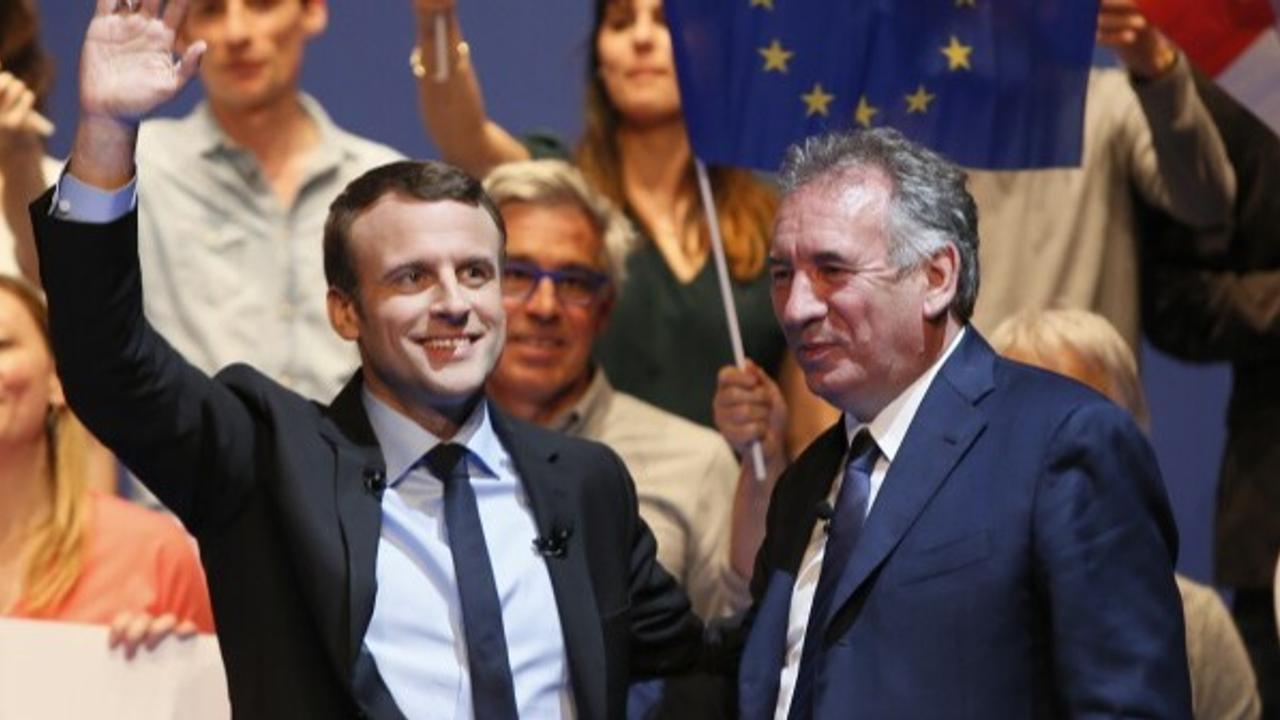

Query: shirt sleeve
50 171 138 224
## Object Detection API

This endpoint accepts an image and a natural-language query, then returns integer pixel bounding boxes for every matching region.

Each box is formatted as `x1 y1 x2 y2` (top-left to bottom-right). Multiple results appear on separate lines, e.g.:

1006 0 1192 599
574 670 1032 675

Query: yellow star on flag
802 83 835 117
854 95 879 128
940 36 973 71
905 84 936 114
758 40 794 72
750 0 774 9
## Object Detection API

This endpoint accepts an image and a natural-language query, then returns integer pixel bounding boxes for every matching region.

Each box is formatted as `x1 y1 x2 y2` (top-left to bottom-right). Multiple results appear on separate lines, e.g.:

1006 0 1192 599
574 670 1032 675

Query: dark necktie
422 443 519 719
787 430 880 720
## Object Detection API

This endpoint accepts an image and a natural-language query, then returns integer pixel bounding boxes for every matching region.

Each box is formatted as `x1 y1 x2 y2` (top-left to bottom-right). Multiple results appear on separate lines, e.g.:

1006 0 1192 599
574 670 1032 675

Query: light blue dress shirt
361 391 575 719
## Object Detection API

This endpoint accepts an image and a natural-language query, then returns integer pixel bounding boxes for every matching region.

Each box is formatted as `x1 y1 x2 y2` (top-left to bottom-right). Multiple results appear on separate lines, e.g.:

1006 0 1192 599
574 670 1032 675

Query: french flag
1140 0 1280 137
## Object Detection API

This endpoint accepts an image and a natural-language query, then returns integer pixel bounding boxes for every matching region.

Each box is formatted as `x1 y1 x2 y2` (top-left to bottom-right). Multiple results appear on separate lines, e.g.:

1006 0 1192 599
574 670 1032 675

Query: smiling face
487 202 613 423
183 0 327 114
328 194 506 422
594 0 682 127
0 288 60 455
770 170 956 420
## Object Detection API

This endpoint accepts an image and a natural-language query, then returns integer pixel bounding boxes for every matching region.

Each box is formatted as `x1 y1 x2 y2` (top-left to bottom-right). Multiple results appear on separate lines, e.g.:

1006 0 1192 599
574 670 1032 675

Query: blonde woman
0 276 213 651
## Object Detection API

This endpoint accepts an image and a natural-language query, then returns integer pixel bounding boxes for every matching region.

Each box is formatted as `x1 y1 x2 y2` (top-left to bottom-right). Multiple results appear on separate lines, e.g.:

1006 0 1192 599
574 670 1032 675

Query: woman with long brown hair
0 275 213 639
409 0 837 454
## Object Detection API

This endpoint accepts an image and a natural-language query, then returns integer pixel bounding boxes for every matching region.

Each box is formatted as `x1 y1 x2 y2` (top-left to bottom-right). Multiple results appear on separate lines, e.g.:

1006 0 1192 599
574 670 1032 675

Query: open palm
80 0 204 121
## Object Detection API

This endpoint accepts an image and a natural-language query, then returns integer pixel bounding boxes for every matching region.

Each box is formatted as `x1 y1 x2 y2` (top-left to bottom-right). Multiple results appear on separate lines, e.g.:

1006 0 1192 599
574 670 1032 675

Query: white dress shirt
361 392 575 719
774 329 966 720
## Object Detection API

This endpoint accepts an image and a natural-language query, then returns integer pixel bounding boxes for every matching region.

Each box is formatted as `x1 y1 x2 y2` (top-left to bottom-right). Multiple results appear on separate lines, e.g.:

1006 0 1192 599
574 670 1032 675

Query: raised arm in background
410 0 529 177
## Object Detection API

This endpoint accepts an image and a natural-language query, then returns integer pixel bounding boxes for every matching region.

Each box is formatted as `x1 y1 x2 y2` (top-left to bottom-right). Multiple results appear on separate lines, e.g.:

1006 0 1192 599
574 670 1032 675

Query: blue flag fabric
666 0 1099 170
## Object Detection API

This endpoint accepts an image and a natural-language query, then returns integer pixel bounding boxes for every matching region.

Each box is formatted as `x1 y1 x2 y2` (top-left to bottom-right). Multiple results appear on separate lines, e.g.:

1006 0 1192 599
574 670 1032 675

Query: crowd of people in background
1 0 1277 717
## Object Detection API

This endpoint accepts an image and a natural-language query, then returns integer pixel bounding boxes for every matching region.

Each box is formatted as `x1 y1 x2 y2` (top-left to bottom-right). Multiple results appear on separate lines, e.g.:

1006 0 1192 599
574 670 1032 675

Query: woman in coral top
0 275 213 644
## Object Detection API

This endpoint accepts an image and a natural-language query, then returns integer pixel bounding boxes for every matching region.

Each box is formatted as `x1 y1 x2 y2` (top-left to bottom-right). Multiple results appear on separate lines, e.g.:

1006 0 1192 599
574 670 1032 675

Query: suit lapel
779 423 851 576
320 373 398 717
820 331 996 641
738 421 847 716
489 404 607 720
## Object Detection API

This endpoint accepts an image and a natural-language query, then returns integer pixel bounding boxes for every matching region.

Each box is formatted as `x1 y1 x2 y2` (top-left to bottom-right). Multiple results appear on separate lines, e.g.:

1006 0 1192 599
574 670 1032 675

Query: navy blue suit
739 330 1192 719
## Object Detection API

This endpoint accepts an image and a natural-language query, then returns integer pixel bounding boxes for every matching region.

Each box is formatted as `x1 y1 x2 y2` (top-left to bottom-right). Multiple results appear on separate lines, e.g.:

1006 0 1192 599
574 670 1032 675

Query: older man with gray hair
721 128 1192 719
483 159 753 623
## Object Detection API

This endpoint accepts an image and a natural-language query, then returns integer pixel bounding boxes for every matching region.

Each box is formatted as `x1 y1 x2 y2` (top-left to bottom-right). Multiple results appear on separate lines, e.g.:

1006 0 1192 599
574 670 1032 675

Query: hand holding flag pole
695 159 768 483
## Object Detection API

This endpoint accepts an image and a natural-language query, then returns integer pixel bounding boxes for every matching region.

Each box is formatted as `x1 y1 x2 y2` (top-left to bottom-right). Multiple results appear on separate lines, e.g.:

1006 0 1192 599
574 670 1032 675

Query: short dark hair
323 160 507 297
779 128 981 321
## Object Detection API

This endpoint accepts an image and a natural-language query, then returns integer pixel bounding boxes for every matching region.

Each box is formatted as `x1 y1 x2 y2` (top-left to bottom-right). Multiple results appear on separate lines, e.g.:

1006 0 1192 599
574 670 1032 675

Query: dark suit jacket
737 331 1192 719
33 199 703 720
1140 69 1280 590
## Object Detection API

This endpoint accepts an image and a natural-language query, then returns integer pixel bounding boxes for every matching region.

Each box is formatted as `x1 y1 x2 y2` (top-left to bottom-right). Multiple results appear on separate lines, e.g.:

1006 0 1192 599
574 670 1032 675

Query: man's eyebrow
810 251 850 265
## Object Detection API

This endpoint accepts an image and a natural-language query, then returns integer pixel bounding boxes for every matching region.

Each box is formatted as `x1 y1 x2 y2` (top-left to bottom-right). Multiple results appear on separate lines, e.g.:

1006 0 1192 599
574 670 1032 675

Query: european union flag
666 0 1098 170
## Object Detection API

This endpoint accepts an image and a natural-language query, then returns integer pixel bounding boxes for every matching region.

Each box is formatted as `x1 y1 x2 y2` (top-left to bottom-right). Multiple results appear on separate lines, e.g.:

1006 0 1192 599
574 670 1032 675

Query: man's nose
523 277 561 321
430 275 471 321
780 272 826 331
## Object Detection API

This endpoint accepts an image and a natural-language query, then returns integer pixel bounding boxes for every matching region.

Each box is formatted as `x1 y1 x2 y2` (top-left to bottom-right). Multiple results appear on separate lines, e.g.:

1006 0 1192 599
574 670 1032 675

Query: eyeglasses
502 261 610 307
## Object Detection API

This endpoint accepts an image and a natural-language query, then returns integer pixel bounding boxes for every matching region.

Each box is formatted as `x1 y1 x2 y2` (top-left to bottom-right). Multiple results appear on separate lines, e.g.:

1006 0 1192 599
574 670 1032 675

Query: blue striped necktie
788 430 880 720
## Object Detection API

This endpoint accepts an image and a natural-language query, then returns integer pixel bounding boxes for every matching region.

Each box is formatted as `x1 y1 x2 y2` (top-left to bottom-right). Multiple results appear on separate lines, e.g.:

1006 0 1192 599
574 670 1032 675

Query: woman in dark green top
410 0 837 451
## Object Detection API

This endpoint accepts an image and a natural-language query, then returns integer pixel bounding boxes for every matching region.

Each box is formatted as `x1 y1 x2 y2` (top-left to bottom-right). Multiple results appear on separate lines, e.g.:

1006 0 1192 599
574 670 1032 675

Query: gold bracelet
409 41 471 79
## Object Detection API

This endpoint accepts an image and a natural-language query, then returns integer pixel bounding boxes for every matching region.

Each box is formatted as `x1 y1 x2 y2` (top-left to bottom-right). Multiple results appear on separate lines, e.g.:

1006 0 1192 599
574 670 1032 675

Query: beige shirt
136 97 403 401
1177 575 1261 720
551 369 746 620
0 156 61 276
968 58 1235 352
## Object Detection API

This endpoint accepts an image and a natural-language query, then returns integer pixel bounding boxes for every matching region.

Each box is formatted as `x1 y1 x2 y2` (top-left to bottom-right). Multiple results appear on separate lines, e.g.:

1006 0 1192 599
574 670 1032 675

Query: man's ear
921 243 959 321
303 0 329 37
328 287 361 341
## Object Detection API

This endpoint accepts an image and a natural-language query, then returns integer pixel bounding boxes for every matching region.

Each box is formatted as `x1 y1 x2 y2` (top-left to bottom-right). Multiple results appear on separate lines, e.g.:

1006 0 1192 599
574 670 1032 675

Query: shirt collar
845 327 967 463
548 368 612 437
361 388 507 486
191 93 346 169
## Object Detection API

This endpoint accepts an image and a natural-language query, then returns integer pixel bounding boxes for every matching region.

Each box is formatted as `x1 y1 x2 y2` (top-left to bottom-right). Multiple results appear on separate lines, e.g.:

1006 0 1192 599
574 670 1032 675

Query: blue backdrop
35 0 1230 584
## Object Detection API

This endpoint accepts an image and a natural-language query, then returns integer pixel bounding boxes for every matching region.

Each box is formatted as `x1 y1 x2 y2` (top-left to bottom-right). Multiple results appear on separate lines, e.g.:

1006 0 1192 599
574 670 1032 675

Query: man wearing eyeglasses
484 159 753 625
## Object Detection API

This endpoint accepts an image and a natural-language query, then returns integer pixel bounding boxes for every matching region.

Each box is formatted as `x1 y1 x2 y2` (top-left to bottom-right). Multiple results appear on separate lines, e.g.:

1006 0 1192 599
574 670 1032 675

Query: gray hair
989 308 1151 433
778 128 980 321
483 159 637 288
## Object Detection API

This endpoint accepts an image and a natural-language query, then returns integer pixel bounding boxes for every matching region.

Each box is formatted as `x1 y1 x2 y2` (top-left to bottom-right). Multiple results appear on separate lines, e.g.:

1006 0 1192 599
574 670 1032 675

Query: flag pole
695 159 768 483
433 14 449 82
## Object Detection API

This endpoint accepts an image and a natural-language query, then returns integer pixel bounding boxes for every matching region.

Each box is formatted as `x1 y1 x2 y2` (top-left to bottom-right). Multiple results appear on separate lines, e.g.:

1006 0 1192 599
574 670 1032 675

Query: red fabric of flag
1138 0 1274 74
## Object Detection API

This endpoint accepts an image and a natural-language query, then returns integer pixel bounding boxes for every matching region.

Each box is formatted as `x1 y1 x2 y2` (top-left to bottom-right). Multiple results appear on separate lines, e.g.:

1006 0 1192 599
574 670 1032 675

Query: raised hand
69 0 206 189
1097 0 1177 80
80 0 206 123
0 69 55 157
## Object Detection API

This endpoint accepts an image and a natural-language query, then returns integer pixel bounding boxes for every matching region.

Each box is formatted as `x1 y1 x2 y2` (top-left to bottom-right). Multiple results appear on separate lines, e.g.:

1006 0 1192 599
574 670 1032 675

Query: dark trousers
1235 589 1280 719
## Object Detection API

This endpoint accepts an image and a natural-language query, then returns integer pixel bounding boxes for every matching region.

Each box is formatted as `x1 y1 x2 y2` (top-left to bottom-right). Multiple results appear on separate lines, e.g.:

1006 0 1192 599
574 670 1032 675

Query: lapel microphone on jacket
815 500 835 535
533 524 573 558
363 467 387 495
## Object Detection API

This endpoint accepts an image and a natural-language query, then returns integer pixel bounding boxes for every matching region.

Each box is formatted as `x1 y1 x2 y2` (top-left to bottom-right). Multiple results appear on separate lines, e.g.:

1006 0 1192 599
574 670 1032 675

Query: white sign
0 618 229 720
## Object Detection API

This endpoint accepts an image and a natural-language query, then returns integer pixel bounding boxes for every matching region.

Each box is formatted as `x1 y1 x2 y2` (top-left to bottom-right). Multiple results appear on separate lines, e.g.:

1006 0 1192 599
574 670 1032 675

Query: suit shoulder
992 356 1116 417
214 363 326 418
